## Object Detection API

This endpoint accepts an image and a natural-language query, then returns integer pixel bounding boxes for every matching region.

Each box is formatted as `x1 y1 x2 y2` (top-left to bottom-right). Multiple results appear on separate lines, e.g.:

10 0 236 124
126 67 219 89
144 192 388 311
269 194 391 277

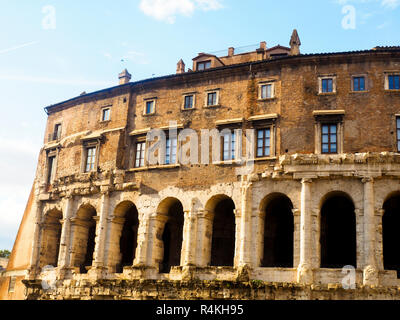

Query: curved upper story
38 34 400 192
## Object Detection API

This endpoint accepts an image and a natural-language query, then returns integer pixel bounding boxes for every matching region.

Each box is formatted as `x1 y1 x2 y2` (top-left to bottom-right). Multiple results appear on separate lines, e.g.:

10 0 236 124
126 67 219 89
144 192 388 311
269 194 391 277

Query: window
222 131 236 161
197 60 211 71
319 76 336 94
85 146 97 172
260 83 274 99
389 75 400 90
49 123 62 142
353 76 366 92
145 100 155 115
165 136 177 165
102 108 111 121
47 156 56 184
397 117 400 152
184 95 194 109
135 141 146 168
207 91 218 106
8 277 16 293
256 128 271 158
321 124 337 154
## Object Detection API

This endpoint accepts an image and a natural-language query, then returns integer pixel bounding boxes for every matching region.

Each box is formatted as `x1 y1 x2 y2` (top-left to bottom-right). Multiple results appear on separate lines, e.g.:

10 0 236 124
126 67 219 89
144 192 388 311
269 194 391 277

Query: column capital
361 177 374 184
301 177 313 184
375 208 385 217
292 208 301 216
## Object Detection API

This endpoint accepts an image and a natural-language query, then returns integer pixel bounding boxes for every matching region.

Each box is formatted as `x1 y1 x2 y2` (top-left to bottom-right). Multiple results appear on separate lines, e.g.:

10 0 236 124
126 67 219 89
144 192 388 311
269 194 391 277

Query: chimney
228 47 235 57
176 59 185 74
290 29 301 56
260 41 267 50
118 69 131 85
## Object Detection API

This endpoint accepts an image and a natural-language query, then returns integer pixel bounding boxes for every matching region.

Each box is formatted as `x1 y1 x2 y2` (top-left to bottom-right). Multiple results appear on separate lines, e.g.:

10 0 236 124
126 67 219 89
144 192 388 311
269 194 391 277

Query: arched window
320 192 356 268
261 194 294 268
383 193 400 278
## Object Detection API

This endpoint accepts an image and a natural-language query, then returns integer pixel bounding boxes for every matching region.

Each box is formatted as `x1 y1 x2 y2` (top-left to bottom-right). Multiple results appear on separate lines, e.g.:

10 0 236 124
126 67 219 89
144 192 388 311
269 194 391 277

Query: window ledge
349 91 369 94
258 97 276 102
128 164 181 172
181 107 196 111
99 120 111 124
385 89 400 93
204 104 221 108
250 156 277 162
213 160 243 166
143 113 156 117
318 92 337 96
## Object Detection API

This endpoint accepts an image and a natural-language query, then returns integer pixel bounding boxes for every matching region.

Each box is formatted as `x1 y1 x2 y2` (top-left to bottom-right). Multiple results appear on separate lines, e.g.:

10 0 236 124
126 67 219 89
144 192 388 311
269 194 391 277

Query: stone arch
259 193 294 268
382 191 400 278
110 201 139 273
156 197 184 273
71 204 97 274
39 208 63 268
320 191 356 268
206 194 236 267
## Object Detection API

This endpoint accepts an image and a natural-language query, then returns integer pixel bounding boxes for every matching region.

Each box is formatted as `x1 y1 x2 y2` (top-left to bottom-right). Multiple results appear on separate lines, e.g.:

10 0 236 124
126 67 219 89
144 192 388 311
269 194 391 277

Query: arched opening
383 193 400 278
320 192 356 268
71 204 97 274
115 202 139 273
39 209 63 268
261 194 294 268
158 198 184 273
208 195 236 267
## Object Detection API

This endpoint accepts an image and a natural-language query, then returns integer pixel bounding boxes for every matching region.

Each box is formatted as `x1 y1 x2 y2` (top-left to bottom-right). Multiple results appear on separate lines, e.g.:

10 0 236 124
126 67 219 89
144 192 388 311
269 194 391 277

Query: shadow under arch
72 203 97 274
382 191 400 278
113 201 139 273
259 193 294 268
320 191 356 269
156 197 184 273
39 208 63 268
206 194 236 267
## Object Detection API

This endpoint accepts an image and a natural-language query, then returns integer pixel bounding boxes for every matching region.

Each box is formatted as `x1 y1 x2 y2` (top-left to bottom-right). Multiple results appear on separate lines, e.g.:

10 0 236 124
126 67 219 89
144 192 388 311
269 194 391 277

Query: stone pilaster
297 178 313 284
238 178 253 267
182 209 197 267
362 177 379 286
92 191 110 271
57 195 73 279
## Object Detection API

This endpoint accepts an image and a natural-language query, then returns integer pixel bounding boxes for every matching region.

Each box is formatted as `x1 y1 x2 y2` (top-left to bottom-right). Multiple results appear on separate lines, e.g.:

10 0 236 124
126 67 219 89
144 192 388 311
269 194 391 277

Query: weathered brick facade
2 31 400 300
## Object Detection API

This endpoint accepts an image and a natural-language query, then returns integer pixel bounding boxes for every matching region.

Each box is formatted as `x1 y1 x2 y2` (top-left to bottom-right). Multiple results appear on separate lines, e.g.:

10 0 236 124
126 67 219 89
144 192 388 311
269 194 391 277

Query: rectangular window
397 117 400 152
256 128 271 158
321 124 337 154
135 141 146 168
102 108 111 121
207 92 217 106
260 83 273 99
85 146 97 172
50 123 62 141
8 277 16 293
389 75 400 90
145 101 155 114
222 131 236 161
165 137 177 165
353 76 365 91
197 61 211 71
47 156 56 184
321 78 334 93
184 95 194 109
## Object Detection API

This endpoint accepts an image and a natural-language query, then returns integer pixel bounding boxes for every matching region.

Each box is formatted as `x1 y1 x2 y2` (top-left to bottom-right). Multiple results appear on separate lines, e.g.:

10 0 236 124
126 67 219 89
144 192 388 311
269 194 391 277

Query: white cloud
139 0 223 23
381 0 400 8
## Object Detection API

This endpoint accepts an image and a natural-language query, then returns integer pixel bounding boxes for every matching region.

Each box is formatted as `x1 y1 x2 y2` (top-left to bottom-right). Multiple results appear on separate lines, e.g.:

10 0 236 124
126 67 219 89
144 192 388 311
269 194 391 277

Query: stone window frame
133 136 147 168
313 110 345 155
81 139 101 173
197 60 211 71
215 118 244 164
48 122 62 142
318 75 337 95
384 72 400 91
258 80 276 100
204 88 220 108
143 98 157 116
100 106 112 122
395 115 400 152
351 74 369 93
248 114 278 160
182 92 196 110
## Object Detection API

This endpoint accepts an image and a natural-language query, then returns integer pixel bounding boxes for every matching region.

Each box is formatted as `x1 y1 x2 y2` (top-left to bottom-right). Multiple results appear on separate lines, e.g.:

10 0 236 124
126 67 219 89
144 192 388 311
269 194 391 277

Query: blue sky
0 0 398 250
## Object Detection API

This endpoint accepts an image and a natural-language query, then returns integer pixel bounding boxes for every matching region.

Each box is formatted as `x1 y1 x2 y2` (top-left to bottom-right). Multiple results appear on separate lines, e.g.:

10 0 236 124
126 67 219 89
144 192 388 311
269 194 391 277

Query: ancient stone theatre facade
1 30 400 300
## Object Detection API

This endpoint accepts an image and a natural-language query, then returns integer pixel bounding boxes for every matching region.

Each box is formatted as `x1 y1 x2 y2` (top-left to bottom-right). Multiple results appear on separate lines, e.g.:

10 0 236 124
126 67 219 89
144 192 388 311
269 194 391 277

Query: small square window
389 75 400 90
353 76 366 91
197 61 211 71
206 92 218 106
260 83 274 99
102 108 111 121
322 78 334 93
184 95 194 109
145 100 155 115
